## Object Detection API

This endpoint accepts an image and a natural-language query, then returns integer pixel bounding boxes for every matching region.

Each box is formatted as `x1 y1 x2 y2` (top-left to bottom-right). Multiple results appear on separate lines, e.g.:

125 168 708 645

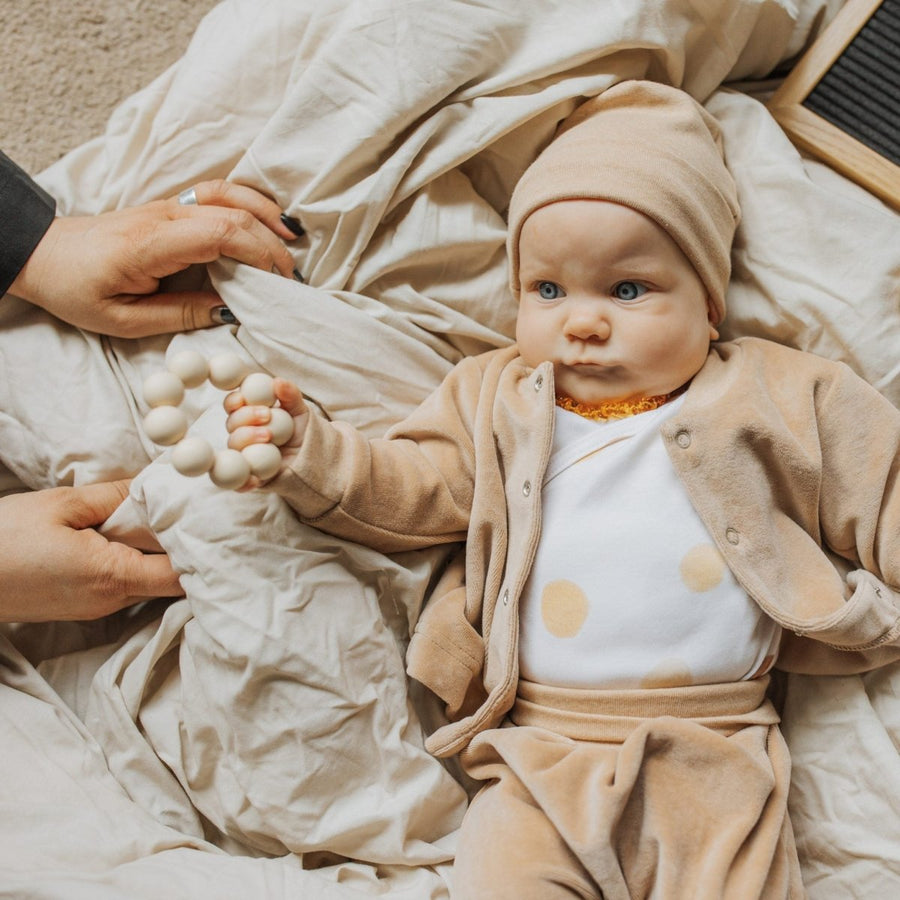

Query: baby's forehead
518 199 685 269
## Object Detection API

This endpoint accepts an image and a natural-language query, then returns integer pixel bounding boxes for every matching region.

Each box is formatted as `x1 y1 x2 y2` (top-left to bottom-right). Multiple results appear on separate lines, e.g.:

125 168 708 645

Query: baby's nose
566 305 611 340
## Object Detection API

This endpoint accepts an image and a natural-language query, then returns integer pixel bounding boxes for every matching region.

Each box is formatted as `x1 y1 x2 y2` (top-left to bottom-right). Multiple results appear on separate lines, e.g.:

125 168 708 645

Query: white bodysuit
518 399 782 690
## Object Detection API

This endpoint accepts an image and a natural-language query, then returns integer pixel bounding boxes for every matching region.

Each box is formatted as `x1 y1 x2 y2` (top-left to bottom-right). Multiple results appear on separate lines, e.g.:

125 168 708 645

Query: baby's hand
224 377 309 489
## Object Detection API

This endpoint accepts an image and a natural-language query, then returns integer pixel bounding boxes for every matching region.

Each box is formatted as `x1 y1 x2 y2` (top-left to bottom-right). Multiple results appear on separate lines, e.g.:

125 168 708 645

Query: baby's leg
456 696 801 899
453 748 599 899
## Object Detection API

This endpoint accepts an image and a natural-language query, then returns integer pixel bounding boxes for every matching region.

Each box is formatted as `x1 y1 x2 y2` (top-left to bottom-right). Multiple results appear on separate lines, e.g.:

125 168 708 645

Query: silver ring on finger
178 187 199 206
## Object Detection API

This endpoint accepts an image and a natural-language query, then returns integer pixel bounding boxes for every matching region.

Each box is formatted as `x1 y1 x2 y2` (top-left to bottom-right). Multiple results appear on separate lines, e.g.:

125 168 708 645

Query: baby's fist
223 376 308 488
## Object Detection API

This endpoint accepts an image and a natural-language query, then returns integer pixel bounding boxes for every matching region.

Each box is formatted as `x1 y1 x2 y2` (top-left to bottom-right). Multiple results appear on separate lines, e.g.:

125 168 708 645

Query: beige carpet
3 0 221 175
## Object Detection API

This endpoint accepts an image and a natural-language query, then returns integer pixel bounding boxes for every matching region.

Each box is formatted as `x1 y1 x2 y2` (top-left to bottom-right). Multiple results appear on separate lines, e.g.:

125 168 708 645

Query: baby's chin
555 376 660 405
553 364 693 405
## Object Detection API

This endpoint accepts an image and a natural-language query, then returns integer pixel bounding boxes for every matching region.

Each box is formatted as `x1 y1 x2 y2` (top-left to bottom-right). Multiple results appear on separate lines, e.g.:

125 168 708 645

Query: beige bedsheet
1 0 899 896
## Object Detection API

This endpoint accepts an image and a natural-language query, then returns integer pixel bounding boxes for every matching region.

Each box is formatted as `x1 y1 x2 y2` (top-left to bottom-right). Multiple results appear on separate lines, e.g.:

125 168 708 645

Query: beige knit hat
507 80 740 323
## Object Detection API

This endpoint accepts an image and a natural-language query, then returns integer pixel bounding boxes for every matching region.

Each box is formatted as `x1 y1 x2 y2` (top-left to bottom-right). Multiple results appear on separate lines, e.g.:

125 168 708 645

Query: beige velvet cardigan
273 337 900 757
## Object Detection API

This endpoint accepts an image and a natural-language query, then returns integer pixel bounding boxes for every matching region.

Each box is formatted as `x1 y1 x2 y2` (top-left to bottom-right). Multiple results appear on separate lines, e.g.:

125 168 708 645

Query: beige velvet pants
453 678 805 899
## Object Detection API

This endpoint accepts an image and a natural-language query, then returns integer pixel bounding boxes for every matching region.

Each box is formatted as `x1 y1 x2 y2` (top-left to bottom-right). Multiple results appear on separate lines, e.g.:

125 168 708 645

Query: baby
225 81 900 898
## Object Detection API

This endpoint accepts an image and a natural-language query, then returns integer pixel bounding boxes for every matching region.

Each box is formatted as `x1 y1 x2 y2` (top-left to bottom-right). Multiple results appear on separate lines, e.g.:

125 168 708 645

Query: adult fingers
68 486 185 604
172 180 303 242
151 212 296 279
94 291 229 339
54 480 132 530
98 539 184 602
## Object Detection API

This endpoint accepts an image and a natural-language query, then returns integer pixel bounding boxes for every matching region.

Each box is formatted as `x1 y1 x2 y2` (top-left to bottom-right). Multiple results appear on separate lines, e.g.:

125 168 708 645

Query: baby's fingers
225 378 307 455
225 379 303 417
223 389 247 416
273 378 306 416
227 426 267 451
225 403 271 431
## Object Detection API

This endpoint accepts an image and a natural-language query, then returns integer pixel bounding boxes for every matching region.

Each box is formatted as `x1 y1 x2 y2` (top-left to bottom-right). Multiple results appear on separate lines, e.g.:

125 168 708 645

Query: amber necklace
555 388 682 421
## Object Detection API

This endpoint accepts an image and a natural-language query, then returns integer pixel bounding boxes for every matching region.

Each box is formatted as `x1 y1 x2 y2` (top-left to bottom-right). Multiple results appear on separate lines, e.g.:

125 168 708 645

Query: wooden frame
767 0 899 209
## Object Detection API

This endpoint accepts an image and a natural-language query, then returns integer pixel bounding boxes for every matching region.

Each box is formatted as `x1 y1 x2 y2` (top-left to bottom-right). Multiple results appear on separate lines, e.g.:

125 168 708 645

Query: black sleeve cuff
0 151 57 296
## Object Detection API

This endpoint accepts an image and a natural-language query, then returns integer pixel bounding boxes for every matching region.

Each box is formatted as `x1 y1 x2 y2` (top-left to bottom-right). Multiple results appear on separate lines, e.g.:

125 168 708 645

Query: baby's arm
223 366 479 553
224 378 307 490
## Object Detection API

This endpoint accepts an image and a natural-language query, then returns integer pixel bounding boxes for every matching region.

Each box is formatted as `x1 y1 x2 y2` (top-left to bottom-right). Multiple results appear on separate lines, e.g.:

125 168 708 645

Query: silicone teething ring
141 352 285 490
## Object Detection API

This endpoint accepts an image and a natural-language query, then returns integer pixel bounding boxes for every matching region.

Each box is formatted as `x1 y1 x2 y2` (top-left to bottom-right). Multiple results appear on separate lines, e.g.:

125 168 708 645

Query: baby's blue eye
613 281 647 302
538 281 564 300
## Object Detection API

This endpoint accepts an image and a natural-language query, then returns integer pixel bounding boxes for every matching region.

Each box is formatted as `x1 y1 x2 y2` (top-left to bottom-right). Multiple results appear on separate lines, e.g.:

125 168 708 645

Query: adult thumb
113 291 234 338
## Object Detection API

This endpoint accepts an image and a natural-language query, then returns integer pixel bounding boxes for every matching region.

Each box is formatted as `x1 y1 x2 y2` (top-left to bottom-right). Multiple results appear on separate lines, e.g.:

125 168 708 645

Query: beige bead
171 437 216 477
241 372 276 407
267 407 295 446
241 442 282 480
143 370 185 408
167 350 209 388
209 448 252 490
143 406 189 446
208 353 249 390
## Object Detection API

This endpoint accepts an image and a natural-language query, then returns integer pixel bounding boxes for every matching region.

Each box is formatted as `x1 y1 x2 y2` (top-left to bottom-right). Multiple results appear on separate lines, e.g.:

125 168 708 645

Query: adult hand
9 180 303 338
0 481 183 622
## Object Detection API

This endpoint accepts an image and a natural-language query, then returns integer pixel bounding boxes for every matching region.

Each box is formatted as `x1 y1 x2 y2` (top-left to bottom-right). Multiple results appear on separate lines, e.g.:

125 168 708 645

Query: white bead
167 350 209 388
208 353 249 390
143 371 185 408
241 442 282 480
241 372 276 406
143 406 189 445
267 407 294 446
209 448 251 490
171 437 215 477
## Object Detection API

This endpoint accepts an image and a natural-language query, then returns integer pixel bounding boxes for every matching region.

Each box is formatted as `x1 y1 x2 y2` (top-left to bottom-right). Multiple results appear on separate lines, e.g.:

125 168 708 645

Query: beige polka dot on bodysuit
680 543 726 592
541 579 590 638
641 658 694 688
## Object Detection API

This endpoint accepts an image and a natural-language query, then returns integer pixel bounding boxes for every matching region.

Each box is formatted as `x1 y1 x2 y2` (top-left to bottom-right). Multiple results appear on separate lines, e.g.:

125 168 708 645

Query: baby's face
515 200 718 405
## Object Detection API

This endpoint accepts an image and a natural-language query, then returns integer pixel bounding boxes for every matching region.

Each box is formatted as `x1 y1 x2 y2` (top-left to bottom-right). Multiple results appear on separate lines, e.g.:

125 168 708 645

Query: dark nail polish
293 268 305 283
280 213 305 237
212 306 238 325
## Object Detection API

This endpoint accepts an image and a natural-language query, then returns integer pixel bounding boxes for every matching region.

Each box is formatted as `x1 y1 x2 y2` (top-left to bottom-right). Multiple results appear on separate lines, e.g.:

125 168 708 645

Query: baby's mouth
562 361 618 376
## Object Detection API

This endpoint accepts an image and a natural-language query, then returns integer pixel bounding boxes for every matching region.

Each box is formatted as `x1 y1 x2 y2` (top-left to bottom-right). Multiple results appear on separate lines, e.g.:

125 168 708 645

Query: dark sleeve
0 151 57 297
